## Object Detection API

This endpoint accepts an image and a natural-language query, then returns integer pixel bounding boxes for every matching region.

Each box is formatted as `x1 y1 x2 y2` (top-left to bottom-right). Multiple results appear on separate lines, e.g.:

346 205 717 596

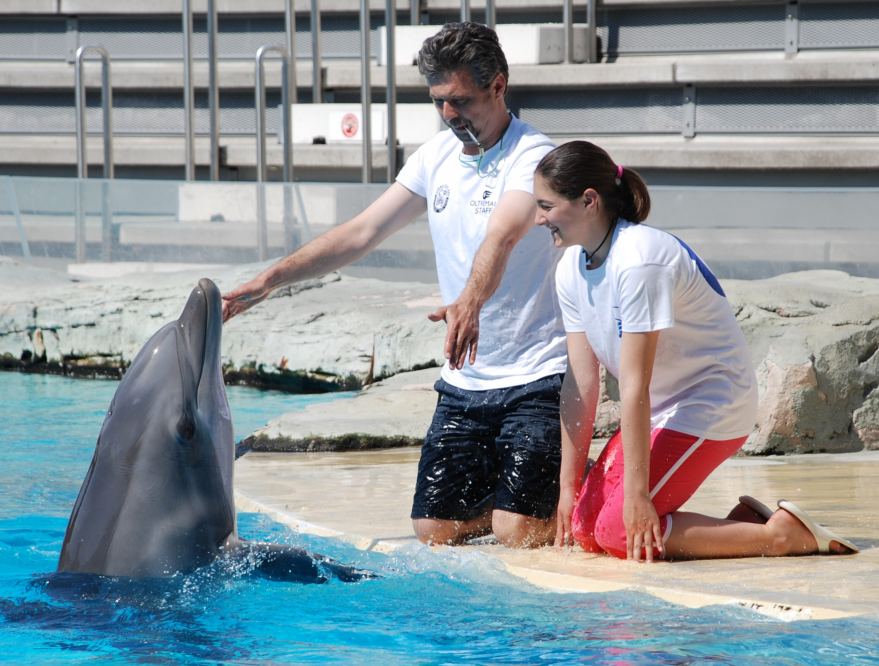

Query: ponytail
535 141 651 223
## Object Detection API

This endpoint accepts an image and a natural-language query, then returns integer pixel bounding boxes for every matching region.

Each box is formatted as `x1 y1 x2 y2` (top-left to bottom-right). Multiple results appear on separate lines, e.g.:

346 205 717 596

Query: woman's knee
593 512 628 559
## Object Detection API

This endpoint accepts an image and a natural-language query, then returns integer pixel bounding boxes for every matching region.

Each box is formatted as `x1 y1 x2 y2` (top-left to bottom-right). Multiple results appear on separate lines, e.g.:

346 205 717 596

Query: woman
534 141 858 561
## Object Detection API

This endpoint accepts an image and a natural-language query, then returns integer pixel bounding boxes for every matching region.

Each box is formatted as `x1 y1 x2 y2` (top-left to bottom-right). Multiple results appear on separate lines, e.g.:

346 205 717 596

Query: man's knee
413 518 460 545
492 510 554 549
412 516 492 545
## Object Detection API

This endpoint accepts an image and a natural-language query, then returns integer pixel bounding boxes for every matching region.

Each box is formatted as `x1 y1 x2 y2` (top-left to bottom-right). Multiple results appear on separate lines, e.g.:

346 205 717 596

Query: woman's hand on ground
222 277 272 323
554 486 578 547
624 494 664 562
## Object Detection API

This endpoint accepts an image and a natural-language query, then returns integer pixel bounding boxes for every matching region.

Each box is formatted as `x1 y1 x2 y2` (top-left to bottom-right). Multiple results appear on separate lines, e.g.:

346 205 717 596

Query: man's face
427 69 502 146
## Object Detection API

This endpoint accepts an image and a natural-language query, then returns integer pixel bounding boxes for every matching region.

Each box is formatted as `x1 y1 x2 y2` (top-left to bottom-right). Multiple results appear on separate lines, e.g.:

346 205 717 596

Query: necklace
582 218 616 267
457 125 507 178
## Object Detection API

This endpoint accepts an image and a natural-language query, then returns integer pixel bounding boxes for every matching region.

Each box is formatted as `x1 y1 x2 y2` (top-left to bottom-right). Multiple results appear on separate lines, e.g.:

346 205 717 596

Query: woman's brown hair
535 141 651 223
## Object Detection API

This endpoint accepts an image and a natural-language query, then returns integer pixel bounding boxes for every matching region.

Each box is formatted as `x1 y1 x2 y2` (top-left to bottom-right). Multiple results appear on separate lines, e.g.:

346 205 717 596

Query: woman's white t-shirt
396 115 567 391
556 220 758 440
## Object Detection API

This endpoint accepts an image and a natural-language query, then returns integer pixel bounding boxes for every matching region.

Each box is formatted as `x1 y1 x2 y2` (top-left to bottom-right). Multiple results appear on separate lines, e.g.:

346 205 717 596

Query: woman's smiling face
533 175 588 248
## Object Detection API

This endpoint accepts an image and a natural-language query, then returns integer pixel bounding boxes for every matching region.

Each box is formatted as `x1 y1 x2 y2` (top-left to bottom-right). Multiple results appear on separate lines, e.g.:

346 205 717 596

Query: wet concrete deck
234 446 879 622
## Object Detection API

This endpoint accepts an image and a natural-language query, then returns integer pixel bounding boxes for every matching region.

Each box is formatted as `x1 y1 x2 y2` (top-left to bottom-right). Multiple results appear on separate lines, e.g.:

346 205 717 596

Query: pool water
1 372 878 665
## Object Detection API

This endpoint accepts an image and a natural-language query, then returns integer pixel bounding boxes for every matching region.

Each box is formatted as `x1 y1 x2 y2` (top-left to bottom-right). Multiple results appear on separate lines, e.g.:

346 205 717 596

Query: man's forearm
458 231 516 308
260 220 373 291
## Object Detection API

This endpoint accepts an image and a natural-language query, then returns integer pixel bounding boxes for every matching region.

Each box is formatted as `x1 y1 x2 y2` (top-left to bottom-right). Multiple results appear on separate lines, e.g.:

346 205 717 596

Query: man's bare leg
413 511 493 546
413 508 556 548
492 509 556 548
663 509 851 560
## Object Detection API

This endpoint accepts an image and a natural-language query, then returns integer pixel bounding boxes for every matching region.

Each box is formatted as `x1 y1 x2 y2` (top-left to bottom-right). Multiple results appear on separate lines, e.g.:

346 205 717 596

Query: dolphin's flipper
236 542 379 583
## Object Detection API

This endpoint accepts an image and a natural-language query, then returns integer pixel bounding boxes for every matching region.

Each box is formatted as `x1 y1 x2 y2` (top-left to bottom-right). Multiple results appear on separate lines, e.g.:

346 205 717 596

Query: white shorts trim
648 436 706 501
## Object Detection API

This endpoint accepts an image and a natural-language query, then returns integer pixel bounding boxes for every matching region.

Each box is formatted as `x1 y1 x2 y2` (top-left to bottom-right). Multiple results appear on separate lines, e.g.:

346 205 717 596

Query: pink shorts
571 428 747 560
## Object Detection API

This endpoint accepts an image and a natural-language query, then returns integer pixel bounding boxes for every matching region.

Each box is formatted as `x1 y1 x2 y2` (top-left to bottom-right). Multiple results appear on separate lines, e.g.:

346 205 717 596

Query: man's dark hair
417 22 509 90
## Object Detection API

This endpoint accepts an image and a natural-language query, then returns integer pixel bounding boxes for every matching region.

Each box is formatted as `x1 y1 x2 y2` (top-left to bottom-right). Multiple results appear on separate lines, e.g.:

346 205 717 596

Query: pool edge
233 489 860 623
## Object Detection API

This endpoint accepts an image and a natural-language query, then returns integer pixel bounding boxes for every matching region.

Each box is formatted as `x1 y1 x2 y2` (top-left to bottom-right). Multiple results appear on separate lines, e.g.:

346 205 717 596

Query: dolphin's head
59 278 236 578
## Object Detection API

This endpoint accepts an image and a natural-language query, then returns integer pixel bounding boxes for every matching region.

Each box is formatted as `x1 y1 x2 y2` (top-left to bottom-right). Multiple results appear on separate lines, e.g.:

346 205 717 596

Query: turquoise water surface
1 371 878 665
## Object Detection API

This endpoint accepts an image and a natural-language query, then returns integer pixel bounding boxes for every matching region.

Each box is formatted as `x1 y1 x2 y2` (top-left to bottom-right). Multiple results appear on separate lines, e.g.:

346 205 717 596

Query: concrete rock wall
0 262 446 392
3 263 879 454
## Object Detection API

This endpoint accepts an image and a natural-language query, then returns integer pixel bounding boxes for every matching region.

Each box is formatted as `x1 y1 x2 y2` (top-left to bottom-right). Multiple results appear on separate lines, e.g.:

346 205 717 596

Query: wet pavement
235 445 879 621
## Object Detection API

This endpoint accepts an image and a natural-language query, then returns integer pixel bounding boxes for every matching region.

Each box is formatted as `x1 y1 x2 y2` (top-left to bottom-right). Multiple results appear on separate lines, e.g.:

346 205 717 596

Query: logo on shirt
482 190 492 199
433 185 450 213
612 306 622 339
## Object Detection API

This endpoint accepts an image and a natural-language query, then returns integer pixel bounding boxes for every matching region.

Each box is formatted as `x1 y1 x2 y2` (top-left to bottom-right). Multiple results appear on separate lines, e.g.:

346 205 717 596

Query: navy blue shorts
411 373 563 522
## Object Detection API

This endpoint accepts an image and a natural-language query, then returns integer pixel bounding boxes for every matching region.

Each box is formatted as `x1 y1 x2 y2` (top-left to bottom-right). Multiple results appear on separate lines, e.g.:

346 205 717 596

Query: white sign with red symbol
340 112 359 138
327 109 386 142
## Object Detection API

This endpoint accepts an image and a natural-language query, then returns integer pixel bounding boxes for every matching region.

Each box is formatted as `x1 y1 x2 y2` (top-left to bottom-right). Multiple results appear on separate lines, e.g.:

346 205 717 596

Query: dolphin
58 278 369 583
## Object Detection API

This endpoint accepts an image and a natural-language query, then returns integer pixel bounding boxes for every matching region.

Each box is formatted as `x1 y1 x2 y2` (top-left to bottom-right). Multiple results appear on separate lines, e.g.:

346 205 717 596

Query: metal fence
2 176 879 282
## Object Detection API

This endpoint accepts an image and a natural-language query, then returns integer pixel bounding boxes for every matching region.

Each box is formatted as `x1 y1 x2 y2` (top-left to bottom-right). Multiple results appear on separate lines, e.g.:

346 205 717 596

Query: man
222 22 566 547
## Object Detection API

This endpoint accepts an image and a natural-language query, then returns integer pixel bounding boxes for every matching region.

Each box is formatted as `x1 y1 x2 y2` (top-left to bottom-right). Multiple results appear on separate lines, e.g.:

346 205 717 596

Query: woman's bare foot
726 502 770 524
766 508 852 555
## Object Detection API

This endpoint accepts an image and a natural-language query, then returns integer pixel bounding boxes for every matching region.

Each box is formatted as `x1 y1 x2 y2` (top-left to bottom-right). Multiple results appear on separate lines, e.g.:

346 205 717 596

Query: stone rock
0 261 446 390
725 271 879 455
242 366 440 452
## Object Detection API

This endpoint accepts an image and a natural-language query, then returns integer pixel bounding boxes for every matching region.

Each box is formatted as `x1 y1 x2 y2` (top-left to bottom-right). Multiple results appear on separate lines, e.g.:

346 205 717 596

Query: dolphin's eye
177 415 196 441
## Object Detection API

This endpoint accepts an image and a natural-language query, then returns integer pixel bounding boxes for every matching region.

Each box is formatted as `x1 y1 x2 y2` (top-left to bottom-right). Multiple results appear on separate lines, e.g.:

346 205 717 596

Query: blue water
1 372 878 665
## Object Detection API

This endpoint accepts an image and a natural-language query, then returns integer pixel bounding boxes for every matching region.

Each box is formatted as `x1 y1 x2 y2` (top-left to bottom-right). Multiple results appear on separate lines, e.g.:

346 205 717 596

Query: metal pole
285 0 298 104
411 0 421 26
5 177 31 265
255 45 291 184
386 0 396 182
586 0 598 63
100 57 113 178
101 181 112 262
282 2 298 255
75 180 86 263
485 0 495 30
310 0 322 103
255 45 291 262
75 44 113 179
360 0 372 184
207 0 220 180
563 0 574 63
461 0 470 23
182 0 195 180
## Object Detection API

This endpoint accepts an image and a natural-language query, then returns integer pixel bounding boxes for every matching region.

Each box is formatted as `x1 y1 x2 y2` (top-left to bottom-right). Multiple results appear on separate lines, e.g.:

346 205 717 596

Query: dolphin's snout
175 279 223 393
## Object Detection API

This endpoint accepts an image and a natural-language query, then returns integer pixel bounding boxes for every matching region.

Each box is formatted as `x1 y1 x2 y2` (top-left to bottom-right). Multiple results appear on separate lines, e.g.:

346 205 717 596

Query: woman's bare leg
663 508 852 559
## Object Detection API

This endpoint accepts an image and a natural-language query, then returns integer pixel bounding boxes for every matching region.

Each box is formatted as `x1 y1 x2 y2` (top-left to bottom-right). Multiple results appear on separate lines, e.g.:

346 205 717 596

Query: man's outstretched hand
428 298 481 370
222 276 272 323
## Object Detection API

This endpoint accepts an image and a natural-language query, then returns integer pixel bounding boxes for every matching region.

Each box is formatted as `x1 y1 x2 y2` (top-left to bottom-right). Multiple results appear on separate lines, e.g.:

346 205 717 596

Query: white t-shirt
396 115 567 390
556 220 758 440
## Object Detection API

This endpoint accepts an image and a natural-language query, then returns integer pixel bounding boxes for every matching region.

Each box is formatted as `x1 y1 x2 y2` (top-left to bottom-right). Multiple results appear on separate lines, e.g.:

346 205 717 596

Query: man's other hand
222 277 271 323
428 298 480 370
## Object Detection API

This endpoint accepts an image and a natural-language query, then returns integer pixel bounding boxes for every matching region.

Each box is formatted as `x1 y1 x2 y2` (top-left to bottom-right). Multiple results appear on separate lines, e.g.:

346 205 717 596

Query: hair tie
615 165 623 185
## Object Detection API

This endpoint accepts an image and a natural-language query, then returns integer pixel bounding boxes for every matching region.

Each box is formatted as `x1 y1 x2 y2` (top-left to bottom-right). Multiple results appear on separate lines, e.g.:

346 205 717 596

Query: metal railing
182 0 195 180
311 0 323 104
285 0 299 104
360 0 372 184
207 0 220 180
386 0 397 182
74 44 114 264
255 45 293 261
77 0 601 195
4 176 879 284
74 45 113 180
